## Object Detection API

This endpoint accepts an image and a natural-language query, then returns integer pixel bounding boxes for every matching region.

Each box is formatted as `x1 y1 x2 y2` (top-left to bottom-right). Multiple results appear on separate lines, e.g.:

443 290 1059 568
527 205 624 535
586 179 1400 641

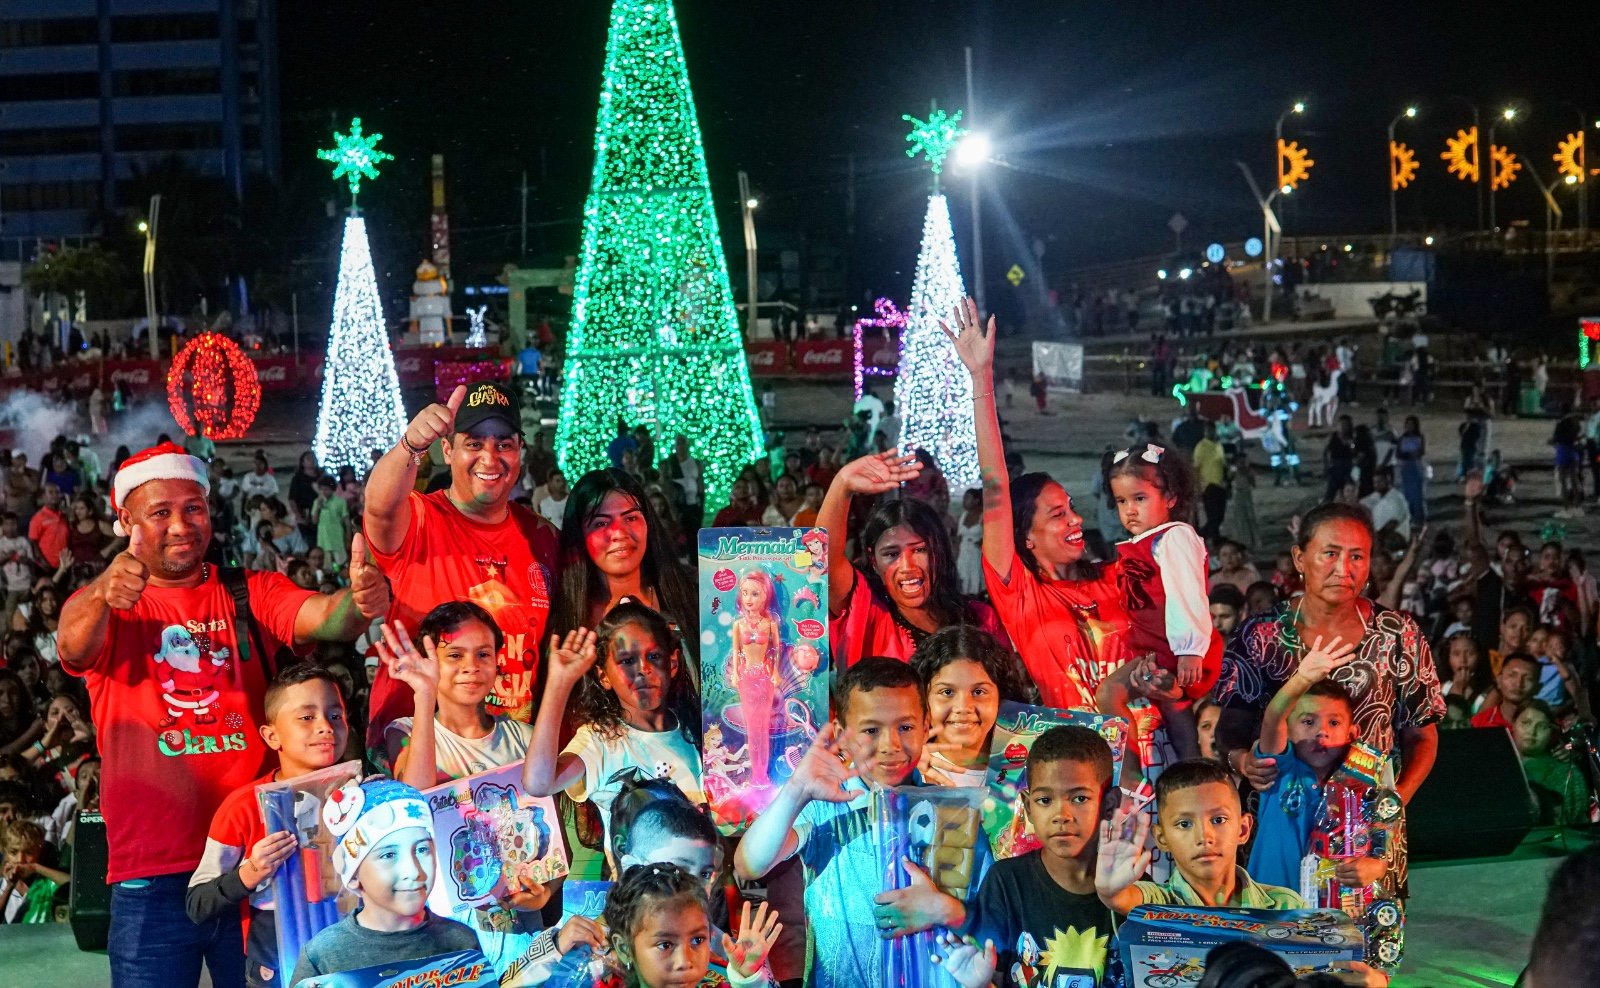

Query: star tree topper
903 105 967 189
317 117 393 205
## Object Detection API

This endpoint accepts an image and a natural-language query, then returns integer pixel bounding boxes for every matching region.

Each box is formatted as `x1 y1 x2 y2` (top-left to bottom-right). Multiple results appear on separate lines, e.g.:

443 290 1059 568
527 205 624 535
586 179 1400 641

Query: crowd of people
0 298 1589 988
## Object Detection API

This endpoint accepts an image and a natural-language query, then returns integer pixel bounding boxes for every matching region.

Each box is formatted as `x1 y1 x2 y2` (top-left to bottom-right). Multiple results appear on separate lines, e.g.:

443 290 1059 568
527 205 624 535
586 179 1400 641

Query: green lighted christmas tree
556 0 762 515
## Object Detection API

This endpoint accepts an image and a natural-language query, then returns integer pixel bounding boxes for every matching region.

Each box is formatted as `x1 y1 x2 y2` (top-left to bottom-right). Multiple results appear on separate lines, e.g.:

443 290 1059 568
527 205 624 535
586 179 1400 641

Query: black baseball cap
453 382 522 438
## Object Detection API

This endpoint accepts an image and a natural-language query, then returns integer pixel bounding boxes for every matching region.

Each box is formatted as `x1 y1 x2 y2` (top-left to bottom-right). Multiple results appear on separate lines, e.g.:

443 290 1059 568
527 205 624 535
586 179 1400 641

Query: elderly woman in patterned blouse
1213 502 1446 804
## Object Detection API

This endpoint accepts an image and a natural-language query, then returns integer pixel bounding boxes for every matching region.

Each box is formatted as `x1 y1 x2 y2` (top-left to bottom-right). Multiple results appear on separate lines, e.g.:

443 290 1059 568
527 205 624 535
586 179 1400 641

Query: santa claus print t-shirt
365 490 559 753
63 567 314 883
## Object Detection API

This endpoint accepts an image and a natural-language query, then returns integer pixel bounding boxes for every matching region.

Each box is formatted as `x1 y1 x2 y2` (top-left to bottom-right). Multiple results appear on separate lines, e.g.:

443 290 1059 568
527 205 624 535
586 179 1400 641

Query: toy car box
1120 906 1363 984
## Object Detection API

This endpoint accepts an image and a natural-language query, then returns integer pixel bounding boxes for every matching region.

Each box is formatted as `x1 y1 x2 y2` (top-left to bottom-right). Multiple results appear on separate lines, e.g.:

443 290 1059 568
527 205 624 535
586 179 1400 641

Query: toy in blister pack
1118 906 1363 986
290 948 497 988
1297 740 1405 969
873 785 991 988
257 760 364 987
983 701 1129 859
698 527 830 833
422 763 568 933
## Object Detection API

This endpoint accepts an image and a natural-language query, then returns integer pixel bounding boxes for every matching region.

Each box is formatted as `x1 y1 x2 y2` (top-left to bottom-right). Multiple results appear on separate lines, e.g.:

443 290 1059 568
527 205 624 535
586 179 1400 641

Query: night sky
280 1 1598 306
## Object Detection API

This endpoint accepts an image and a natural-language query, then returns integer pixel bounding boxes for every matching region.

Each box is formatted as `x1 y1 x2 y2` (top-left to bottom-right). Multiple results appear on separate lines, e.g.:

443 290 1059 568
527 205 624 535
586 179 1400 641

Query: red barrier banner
790 339 851 377
745 341 790 377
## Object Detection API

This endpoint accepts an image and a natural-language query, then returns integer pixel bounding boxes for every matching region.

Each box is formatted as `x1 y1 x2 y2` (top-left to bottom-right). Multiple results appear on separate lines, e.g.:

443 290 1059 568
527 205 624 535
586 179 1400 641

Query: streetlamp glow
744 196 760 210
1280 185 1293 195
1157 269 1168 280
1425 235 1435 245
1568 174 1581 185
954 133 992 170
1502 107 1517 121
1178 267 1192 280
1293 101 1306 115
1405 106 1418 119
137 220 149 234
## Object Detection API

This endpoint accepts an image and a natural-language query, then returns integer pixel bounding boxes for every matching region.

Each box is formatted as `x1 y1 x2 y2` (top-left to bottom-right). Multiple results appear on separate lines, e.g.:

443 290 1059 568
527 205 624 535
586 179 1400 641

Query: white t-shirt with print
385 715 534 781
562 721 704 846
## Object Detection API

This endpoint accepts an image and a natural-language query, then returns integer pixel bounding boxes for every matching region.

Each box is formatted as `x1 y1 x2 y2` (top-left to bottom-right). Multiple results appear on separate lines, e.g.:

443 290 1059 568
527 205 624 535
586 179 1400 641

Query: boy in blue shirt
1247 636 1391 894
734 658 965 988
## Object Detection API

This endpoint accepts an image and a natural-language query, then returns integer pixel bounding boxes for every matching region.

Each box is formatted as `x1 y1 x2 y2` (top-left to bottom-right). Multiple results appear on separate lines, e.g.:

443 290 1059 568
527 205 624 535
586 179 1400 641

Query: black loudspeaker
69 810 110 951
1407 727 1537 860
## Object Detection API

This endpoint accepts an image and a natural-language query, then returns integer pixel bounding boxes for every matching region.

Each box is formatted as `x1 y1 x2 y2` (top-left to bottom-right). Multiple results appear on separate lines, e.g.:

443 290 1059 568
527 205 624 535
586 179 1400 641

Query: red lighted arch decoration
167 332 262 439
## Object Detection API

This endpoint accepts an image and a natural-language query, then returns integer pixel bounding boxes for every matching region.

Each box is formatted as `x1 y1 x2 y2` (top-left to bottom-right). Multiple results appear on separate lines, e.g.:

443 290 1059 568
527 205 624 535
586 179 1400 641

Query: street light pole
965 46 986 319
737 170 759 340
1388 106 1417 244
1236 161 1284 325
1488 107 1517 233
141 194 161 359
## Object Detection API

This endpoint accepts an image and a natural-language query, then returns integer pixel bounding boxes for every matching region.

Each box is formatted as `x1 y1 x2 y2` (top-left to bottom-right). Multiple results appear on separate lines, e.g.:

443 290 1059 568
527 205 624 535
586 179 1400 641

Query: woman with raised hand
942 297 1131 709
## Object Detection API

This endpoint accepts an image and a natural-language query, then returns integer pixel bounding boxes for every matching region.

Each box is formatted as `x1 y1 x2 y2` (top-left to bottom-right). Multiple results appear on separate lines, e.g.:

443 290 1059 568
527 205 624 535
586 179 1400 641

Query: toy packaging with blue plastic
290 949 497 988
1119 906 1363 985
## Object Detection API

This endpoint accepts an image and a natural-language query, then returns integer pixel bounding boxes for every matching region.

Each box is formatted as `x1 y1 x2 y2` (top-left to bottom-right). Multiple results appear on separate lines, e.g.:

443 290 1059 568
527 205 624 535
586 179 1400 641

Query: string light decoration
853 298 906 400
555 0 762 514
316 118 393 204
1442 127 1480 182
465 305 488 347
166 332 261 439
1490 144 1521 190
1556 132 1587 184
896 193 978 489
312 122 408 476
902 107 966 180
1389 141 1419 190
1580 317 1600 369
1277 138 1315 189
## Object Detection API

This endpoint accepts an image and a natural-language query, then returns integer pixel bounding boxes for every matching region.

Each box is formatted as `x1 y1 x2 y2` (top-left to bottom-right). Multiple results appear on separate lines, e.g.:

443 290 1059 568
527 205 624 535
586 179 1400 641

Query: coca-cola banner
745 341 789 377
789 340 851 377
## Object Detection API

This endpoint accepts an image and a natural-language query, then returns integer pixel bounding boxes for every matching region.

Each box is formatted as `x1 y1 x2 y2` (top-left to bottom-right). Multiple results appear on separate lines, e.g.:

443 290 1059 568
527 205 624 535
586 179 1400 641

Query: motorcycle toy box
1119 906 1363 986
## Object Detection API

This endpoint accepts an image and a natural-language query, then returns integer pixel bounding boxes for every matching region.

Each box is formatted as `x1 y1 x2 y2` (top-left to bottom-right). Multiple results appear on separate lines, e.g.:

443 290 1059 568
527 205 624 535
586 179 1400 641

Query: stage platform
0 828 1585 987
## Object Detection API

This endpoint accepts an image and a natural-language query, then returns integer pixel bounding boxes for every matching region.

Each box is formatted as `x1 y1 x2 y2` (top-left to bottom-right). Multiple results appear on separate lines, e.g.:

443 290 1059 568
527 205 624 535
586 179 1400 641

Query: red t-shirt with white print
364 490 559 754
63 566 314 883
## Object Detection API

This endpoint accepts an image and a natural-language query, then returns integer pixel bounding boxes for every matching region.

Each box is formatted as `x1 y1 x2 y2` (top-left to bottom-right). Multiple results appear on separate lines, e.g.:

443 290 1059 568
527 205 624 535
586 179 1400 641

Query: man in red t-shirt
28 482 67 568
58 443 389 988
1471 653 1541 729
363 380 559 758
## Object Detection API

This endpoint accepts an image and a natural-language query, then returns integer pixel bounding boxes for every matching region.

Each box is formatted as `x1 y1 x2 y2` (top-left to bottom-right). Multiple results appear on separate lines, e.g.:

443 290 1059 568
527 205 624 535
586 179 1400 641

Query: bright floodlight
1292 101 1306 114
1502 107 1517 121
1425 235 1435 245
744 197 760 210
1157 269 1168 280
1568 174 1580 185
1280 185 1293 195
137 220 149 233
955 133 992 169
1178 268 1192 280
1405 106 1417 118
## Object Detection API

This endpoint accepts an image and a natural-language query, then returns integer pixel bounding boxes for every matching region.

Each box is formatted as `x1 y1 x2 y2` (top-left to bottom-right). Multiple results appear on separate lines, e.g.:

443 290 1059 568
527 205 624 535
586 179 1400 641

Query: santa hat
323 779 433 888
111 443 210 536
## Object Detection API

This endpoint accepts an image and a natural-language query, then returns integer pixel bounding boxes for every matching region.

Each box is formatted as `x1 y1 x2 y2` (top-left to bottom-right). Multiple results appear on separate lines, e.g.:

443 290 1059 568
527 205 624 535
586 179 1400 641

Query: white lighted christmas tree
555 0 762 514
896 107 978 489
312 118 407 475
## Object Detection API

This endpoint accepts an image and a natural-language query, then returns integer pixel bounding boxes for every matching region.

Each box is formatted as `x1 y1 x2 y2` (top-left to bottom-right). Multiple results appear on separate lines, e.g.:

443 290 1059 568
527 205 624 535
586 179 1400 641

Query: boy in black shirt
961 726 1118 988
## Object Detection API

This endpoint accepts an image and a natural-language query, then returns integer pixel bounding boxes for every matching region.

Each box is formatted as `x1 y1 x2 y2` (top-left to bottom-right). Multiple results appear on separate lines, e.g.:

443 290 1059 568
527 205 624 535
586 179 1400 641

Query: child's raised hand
1293 635 1357 684
547 628 599 688
840 449 921 496
917 739 962 788
377 621 439 702
500 872 554 913
1094 803 1152 897
792 723 858 803
929 932 998 988
241 830 299 889
556 915 607 955
722 900 783 979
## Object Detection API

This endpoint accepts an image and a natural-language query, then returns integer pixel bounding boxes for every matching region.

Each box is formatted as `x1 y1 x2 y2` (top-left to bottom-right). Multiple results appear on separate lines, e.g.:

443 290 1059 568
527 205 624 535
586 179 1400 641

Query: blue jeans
109 873 244 988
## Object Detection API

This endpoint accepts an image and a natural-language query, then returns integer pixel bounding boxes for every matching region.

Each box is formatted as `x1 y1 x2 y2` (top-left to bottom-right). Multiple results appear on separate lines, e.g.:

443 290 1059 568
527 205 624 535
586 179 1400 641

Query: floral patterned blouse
1215 598 1447 758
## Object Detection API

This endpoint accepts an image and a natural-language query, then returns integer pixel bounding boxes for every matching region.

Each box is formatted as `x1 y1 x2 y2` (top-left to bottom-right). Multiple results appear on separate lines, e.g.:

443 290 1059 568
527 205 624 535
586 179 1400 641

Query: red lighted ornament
167 332 262 440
